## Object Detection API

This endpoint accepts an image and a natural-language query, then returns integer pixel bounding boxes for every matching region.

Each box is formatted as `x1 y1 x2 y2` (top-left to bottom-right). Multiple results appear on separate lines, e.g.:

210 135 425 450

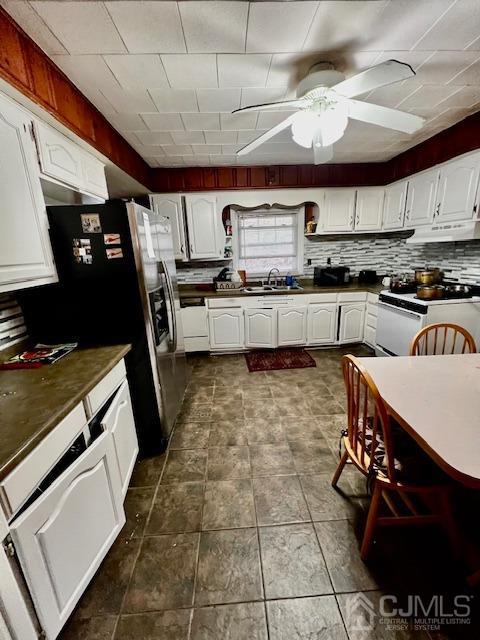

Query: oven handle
377 301 424 320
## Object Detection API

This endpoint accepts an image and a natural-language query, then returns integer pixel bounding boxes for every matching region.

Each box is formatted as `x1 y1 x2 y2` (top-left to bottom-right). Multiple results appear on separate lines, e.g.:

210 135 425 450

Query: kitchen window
232 208 304 276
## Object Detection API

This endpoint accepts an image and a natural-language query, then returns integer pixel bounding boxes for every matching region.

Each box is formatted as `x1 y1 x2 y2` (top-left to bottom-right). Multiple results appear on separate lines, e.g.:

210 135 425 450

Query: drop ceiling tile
145 157 163 167
100 85 157 114
436 86 480 109
31 1 126 54
109 114 148 132
372 51 434 73
141 113 184 131
181 113 221 131
222 144 243 154
103 55 169 91
155 156 186 166
414 0 480 50
256 111 296 129
179 1 248 53
412 51 480 85
196 89 241 112
210 155 237 165
134 131 174 145
1 0 67 54
161 54 218 88
218 54 272 88
148 89 198 112
365 83 419 108
257 142 300 155
237 129 266 144
191 157 211 166
171 131 206 145
397 85 462 109
303 0 386 52
51 55 121 94
192 144 223 155
240 87 289 108
205 131 238 144
448 58 480 86
105 1 185 53
82 88 117 116
130 145 165 157
221 112 258 130
163 145 193 156
247 1 319 53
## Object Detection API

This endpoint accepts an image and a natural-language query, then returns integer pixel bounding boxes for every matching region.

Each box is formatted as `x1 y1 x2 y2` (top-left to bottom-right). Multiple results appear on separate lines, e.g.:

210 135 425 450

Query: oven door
376 301 425 356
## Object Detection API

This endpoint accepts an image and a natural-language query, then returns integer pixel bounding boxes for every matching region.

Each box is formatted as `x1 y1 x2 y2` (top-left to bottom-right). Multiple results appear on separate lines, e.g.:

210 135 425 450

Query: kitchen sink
242 285 303 294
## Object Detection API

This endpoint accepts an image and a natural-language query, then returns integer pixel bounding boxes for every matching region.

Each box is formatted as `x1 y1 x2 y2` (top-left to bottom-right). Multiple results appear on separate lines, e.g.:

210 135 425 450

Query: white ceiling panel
31 1 126 54
412 51 480 85
221 112 258 130
240 87 288 108
205 131 238 144
171 131 206 145
448 59 480 86
437 86 480 109
181 113 221 131
210 155 237 165
247 1 318 53
0 0 67 54
196 89 242 113
163 145 193 156
105 1 185 54
192 144 223 155
52 55 120 93
161 54 218 88
134 131 174 146
109 114 148 132
179 1 248 53
141 113 184 131
100 85 157 114
218 54 272 87
414 0 480 50
256 111 297 129
222 144 243 155
82 87 117 116
149 89 198 113
237 129 267 144
397 84 462 109
103 55 169 91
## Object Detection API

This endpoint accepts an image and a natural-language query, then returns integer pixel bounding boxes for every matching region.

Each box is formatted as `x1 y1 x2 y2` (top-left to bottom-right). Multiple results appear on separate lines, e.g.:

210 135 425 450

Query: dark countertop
0 343 131 480
179 279 384 300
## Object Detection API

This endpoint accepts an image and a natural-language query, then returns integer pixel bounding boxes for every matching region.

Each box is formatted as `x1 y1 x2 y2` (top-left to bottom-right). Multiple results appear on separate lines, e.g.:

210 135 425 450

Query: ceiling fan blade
237 113 298 155
232 99 310 114
332 60 415 98
313 143 333 165
348 99 425 134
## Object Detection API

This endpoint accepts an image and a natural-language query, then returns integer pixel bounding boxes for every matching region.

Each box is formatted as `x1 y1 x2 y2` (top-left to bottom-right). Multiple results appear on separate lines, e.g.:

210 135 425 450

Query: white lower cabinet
307 303 337 345
100 380 138 497
277 307 307 346
10 431 125 640
208 308 244 350
338 303 365 344
364 293 378 348
244 308 276 348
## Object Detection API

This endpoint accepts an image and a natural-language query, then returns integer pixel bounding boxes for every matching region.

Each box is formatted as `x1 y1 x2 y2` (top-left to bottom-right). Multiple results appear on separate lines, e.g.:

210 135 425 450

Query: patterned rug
245 349 316 372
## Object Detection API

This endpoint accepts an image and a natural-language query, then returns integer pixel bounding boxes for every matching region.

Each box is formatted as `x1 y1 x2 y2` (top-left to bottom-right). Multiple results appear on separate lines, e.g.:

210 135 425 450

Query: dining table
358 353 480 585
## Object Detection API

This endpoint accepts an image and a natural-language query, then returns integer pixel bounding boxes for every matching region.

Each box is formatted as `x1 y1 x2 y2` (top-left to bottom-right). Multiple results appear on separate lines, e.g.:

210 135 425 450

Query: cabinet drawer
338 292 367 302
207 297 243 309
84 360 126 418
185 336 210 352
367 303 378 318
366 313 377 329
1 403 87 518
367 293 379 305
364 325 376 346
307 293 338 304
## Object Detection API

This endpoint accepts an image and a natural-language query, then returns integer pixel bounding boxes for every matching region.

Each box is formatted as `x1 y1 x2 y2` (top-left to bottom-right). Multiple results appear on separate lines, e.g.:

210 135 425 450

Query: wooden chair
332 354 460 560
410 323 476 356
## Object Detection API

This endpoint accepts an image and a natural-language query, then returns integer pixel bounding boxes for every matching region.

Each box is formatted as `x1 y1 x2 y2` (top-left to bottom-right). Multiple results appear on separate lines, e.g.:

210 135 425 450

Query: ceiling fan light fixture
291 111 318 148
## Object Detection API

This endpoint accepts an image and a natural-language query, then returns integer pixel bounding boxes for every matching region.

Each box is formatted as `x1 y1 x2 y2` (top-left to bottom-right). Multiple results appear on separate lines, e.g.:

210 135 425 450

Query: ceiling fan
233 60 425 164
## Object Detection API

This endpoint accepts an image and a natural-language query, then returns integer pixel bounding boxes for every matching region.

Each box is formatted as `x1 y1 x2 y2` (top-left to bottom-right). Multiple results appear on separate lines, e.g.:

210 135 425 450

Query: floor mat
244 349 316 372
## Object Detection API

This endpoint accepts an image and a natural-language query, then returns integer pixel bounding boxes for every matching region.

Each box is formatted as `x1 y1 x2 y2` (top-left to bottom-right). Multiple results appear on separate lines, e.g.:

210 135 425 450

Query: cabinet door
34 121 84 188
355 188 385 231
405 170 439 227
100 380 138 497
435 155 480 223
186 195 223 259
151 194 187 261
10 431 125 640
383 181 408 230
321 189 355 232
245 308 276 348
81 153 108 198
208 308 244 349
307 303 337 345
339 303 365 344
277 307 307 346
0 95 56 291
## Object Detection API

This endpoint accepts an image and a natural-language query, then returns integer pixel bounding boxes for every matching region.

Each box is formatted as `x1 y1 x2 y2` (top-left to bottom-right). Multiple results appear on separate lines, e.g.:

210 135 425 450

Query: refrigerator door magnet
81 213 102 233
106 247 123 259
104 233 121 245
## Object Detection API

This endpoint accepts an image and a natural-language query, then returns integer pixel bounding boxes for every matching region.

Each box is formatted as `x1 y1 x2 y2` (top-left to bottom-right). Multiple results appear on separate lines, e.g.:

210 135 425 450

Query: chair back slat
410 323 477 356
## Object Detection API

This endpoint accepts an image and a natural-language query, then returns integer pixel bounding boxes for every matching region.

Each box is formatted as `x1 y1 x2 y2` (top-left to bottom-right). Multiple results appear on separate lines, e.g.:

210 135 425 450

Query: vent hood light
406 220 480 244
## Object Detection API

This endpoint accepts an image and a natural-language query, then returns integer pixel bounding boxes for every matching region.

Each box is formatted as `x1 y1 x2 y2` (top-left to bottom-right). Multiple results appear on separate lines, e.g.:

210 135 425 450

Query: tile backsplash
176 232 480 285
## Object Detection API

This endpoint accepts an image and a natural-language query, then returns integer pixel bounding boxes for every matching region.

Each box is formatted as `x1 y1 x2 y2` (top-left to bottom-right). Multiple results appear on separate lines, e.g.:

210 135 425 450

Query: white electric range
375 290 480 356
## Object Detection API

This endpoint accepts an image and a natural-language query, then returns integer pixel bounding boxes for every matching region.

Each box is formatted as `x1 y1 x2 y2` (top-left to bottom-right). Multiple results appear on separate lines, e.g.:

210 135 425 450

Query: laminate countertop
0 343 131 480
179 279 384 300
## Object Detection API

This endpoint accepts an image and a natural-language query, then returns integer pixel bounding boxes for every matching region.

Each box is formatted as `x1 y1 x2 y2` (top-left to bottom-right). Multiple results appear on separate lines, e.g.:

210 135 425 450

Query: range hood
406 220 480 244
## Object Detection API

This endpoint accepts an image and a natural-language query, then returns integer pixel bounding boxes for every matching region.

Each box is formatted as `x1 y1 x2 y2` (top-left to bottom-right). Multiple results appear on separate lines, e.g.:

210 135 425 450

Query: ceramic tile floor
60 346 480 640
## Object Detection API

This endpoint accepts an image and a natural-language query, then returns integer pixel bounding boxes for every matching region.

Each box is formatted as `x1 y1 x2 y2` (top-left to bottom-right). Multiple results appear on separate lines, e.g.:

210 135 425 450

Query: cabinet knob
405 209 410 220
435 202 441 217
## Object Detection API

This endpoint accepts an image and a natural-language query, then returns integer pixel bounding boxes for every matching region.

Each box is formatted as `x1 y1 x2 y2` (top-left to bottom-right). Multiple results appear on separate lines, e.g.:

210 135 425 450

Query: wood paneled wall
1 6 479 195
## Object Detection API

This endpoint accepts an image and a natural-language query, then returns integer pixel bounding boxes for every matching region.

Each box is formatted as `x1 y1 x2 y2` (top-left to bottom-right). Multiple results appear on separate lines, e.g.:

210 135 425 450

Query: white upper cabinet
151 194 187 260
307 303 337 345
404 169 439 227
0 94 56 292
320 189 356 232
435 154 480 224
355 188 385 232
185 194 224 259
383 181 408 230
81 152 108 199
244 308 276 348
277 306 307 346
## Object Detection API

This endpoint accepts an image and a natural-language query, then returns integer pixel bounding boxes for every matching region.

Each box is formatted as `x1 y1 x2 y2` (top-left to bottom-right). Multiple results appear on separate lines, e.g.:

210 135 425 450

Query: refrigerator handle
162 260 177 352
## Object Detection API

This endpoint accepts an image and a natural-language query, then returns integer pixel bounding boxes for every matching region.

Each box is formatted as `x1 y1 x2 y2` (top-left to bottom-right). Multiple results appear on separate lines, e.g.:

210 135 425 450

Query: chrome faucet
267 268 280 286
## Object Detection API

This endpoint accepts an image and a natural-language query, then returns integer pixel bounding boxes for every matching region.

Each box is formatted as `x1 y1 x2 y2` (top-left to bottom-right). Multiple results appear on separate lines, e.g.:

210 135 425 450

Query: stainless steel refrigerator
19 201 187 455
